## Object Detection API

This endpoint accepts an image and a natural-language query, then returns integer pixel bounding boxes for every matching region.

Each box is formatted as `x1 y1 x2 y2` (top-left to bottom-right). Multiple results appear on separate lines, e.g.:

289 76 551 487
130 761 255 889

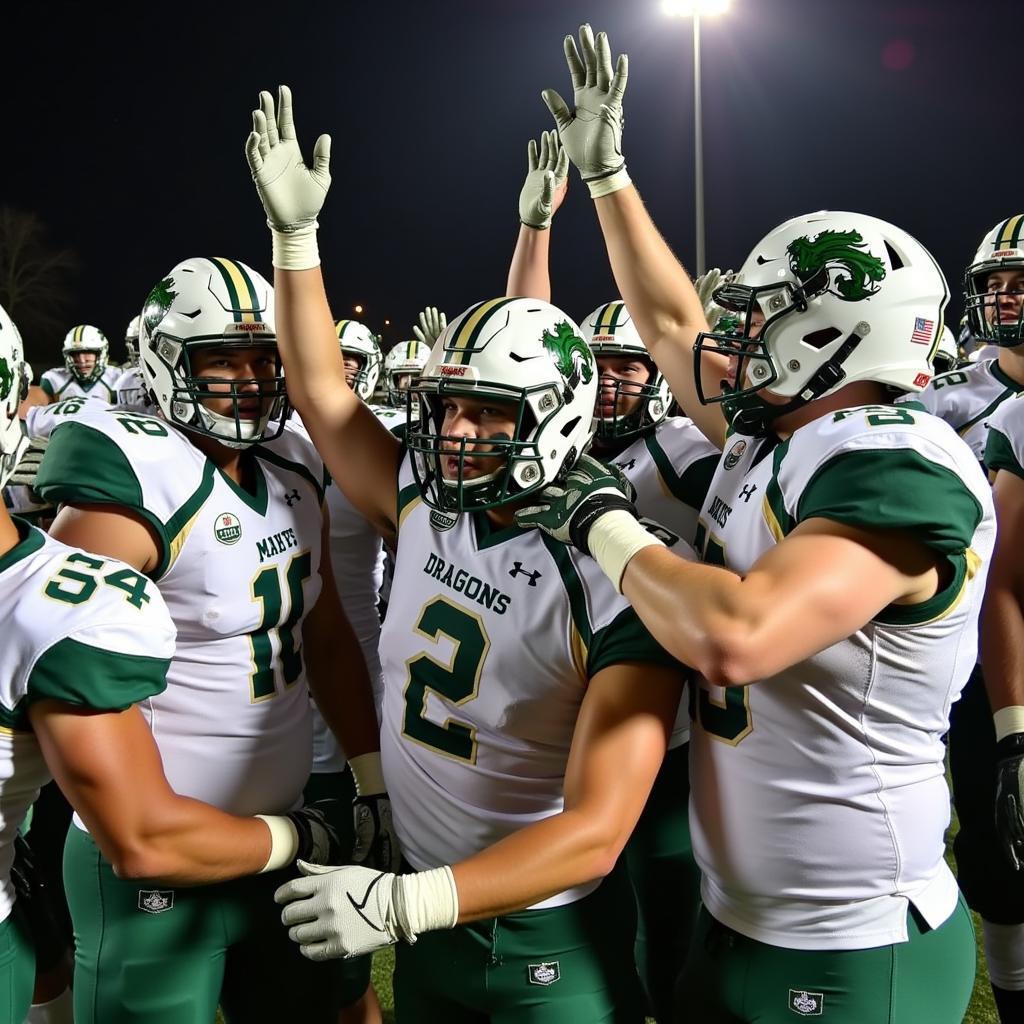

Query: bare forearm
506 226 552 301
273 268 348 412
92 799 274 885
450 807 628 923
982 584 1024 710
594 187 706 341
304 607 380 762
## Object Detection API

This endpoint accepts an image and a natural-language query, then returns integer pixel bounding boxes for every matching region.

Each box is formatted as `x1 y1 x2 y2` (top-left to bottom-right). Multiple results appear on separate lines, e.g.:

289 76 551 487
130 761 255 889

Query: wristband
587 509 664 592
255 814 299 873
349 752 386 797
393 865 459 941
587 167 632 199
270 223 320 271
995 706 1024 743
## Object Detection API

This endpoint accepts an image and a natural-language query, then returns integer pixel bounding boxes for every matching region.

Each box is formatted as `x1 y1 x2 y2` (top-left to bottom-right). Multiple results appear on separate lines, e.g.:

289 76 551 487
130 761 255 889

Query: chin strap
732 328 865 436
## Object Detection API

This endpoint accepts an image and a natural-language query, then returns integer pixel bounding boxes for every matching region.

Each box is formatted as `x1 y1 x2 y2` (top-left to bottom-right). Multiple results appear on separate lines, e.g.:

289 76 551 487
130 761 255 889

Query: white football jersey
379 454 681 909
39 365 119 404
0 521 174 921
898 358 1023 464
35 402 328 817
985 391 1024 478
691 406 994 950
604 416 718 748
291 404 407 772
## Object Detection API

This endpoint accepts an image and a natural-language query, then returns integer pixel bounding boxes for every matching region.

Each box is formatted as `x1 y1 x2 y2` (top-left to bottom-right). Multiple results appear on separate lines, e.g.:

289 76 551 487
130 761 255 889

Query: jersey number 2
403 597 490 763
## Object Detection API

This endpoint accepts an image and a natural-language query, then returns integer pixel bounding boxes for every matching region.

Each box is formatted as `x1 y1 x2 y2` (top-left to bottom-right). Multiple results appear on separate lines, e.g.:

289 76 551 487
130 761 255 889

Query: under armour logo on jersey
509 562 543 586
283 489 301 507
789 990 824 1016
615 458 636 472
739 483 758 503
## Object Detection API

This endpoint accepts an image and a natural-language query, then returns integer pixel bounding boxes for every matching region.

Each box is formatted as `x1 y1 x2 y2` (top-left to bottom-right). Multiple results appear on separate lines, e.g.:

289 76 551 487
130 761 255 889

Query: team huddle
2 23 1024 1024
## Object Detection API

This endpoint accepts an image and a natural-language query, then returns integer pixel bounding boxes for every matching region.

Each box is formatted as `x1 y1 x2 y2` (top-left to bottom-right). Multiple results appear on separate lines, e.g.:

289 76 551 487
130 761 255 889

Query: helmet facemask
964 268 1024 347
407 298 597 514
139 258 289 449
593 357 668 442
693 216 945 437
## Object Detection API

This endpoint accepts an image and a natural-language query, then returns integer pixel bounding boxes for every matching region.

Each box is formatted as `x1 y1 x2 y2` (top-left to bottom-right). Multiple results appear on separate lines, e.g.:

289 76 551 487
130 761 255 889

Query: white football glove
542 25 630 198
693 268 740 331
244 85 331 270
518 130 569 230
275 861 458 961
412 307 447 348
8 440 47 487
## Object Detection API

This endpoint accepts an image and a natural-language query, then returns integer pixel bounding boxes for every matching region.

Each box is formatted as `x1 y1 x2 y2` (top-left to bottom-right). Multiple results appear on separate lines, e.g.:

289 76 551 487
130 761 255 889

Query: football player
981 392 1024 1018
0 301 358 1022
891 217 1024 1022
382 340 431 408
112 315 151 411
29 257 390 1024
39 325 119 404
246 85 688 1021
520 26 992 1023
507 131 718 1021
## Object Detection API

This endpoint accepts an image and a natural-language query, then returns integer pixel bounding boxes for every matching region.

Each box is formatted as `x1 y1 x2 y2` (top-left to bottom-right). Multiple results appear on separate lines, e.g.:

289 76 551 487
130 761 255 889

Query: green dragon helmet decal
786 229 886 302
542 321 594 392
0 356 12 402
142 277 179 339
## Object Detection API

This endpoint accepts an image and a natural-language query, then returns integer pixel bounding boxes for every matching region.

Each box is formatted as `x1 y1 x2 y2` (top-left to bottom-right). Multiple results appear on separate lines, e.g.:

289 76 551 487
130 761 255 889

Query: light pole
662 0 731 277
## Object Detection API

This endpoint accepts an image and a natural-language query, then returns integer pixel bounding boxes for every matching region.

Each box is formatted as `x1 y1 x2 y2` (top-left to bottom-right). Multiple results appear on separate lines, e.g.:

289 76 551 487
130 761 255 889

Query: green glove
244 85 332 270
542 25 630 198
518 130 569 230
514 454 635 549
413 307 447 348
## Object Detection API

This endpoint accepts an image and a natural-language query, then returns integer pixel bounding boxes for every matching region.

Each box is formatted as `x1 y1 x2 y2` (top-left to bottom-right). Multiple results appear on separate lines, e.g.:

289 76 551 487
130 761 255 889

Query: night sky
3 0 1018 369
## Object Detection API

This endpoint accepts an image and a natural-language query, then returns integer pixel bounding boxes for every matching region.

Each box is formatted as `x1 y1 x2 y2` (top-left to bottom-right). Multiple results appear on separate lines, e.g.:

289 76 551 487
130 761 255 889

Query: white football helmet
408 297 597 513
335 320 382 401
138 257 287 447
964 215 1024 347
124 314 141 367
583 300 670 440
62 324 110 385
932 324 958 375
383 340 431 406
695 211 948 436
0 303 30 489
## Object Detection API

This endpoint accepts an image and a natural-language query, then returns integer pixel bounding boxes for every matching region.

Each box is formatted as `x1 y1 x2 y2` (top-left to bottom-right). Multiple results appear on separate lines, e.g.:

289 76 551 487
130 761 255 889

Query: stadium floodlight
663 0 732 275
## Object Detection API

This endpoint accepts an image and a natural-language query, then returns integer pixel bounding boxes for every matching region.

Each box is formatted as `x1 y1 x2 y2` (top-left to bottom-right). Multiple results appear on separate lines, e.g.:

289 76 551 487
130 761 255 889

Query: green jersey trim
0 518 45 575
472 513 527 551
216 456 268 516
40 378 55 398
253 445 325 504
588 606 685 678
153 461 217 580
798 447 983 554
26 636 169 715
986 427 1024 480
397 481 421 532
762 438 794 542
36 424 170 572
643 435 718 512
539 534 593 679
873 551 974 626
953 364 1022 445
990 360 1024 394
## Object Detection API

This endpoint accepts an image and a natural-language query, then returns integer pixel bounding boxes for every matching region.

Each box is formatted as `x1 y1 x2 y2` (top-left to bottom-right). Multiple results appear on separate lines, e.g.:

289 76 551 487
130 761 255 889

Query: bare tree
0 207 78 369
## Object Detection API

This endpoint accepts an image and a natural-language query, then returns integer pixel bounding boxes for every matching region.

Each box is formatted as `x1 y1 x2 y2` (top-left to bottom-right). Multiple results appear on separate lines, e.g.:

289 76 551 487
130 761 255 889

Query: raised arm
505 130 568 301
245 86 400 536
542 25 728 449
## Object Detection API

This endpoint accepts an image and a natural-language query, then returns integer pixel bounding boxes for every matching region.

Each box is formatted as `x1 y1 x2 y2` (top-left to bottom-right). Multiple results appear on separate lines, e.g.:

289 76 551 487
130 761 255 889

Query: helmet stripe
446 298 518 365
407 341 415 359
210 257 262 324
594 301 625 334
74 325 84 343
335 320 352 338
998 216 1024 251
